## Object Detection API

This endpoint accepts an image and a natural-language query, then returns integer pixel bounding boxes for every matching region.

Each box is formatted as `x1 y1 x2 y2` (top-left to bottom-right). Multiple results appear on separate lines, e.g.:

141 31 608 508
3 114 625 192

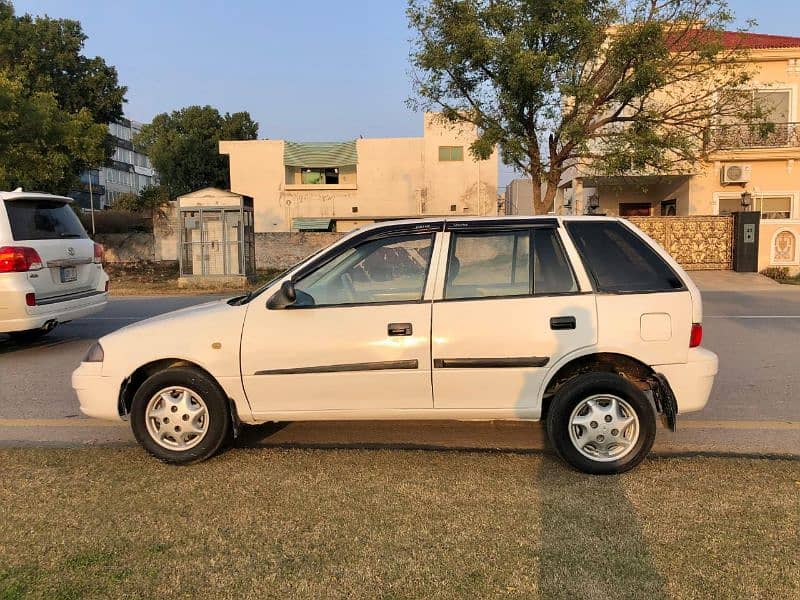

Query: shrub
760 266 790 281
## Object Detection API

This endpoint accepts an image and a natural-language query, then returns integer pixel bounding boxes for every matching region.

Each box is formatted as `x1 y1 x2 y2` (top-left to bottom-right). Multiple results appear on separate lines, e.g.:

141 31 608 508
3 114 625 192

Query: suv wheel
546 372 656 475
130 367 231 464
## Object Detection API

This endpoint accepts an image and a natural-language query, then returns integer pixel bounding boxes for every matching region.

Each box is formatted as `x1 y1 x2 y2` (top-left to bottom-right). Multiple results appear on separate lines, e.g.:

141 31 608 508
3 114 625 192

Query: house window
718 197 741 216
619 203 652 217
756 195 792 220
438 146 464 161
351 206 358 213
301 168 339 185
450 204 457 211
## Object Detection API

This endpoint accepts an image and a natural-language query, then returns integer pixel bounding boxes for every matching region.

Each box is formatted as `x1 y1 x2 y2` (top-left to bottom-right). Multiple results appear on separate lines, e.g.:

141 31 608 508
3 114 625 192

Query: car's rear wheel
130 367 230 464
546 372 655 475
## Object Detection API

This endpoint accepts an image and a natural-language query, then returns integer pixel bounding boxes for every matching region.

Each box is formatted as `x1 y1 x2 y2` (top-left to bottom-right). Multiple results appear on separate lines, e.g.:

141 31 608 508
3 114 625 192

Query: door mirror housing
266 279 297 309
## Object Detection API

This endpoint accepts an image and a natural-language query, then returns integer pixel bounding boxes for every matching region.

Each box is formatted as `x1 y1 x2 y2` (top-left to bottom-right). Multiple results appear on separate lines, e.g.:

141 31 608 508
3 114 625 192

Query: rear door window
565 221 683 293
4 200 88 241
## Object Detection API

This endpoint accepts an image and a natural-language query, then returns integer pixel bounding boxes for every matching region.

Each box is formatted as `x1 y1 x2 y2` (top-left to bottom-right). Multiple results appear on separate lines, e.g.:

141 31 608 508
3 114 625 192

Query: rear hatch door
3 197 98 300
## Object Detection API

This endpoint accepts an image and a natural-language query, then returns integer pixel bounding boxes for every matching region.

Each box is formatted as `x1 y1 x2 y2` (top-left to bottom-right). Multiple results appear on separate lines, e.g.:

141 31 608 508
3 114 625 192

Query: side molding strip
433 357 549 369
255 359 419 375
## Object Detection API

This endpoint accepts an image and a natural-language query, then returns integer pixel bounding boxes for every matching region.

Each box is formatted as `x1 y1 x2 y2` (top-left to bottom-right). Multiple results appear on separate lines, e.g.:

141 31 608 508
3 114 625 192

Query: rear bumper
653 347 719 414
72 363 124 421
1 286 108 333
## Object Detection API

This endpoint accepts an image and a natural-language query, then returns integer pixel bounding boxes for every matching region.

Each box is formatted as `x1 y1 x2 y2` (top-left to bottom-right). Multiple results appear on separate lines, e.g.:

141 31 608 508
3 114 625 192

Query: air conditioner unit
721 163 752 185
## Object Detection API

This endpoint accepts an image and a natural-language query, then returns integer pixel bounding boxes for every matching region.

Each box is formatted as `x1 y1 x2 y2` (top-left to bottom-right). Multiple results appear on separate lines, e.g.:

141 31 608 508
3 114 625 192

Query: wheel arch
118 358 241 435
540 351 656 419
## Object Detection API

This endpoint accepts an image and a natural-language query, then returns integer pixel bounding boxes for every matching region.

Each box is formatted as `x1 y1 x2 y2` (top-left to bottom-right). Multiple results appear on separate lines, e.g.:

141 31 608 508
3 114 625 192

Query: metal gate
628 216 734 270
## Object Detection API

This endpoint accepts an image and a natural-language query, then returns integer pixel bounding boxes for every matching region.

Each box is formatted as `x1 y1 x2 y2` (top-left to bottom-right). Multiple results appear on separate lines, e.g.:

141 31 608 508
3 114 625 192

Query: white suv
1 190 108 340
73 216 717 474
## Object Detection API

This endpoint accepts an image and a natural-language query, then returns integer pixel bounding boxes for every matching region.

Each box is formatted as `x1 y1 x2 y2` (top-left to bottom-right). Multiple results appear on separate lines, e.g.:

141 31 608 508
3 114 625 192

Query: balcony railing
707 122 800 150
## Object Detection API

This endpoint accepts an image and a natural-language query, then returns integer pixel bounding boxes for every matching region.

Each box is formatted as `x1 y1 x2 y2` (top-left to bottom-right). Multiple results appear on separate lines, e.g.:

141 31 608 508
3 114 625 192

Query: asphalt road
1 286 799 456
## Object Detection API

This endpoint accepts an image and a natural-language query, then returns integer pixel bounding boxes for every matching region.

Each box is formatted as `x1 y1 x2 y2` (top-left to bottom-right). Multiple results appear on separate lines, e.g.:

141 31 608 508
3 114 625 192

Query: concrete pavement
1 283 799 457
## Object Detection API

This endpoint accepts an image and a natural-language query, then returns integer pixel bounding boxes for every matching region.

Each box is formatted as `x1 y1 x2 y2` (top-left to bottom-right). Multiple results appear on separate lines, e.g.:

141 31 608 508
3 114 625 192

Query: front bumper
653 347 719 414
72 362 124 421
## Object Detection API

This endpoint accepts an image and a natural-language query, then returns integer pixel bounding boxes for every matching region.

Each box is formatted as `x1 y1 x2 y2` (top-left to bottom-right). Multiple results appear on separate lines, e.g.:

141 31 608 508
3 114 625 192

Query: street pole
88 170 96 236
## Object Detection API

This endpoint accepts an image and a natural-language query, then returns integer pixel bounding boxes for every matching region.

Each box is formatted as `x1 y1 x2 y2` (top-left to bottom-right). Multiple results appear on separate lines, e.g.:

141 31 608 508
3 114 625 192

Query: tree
407 0 758 214
0 71 107 192
112 185 171 222
0 1 126 189
135 106 258 198
0 1 125 124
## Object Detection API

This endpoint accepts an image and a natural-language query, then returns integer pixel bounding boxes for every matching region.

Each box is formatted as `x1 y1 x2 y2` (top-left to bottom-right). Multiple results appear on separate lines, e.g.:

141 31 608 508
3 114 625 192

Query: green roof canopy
284 141 357 168
291 218 333 232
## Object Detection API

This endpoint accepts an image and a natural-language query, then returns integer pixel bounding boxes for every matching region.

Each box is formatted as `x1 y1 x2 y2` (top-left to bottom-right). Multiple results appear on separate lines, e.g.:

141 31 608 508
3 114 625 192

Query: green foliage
408 0 757 213
0 1 125 124
0 71 107 192
135 105 258 198
760 266 790 281
0 1 125 191
112 184 170 222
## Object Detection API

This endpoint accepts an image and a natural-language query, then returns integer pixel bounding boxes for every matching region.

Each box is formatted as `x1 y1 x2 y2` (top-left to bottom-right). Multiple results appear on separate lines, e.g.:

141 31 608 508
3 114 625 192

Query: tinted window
5 200 87 241
533 229 577 294
566 221 683 292
445 231 531 299
295 234 433 306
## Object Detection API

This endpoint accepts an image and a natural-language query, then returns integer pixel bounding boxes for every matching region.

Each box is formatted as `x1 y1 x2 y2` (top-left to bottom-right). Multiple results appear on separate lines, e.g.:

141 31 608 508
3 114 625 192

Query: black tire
546 372 656 475
130 367 231 464
8 327 51 342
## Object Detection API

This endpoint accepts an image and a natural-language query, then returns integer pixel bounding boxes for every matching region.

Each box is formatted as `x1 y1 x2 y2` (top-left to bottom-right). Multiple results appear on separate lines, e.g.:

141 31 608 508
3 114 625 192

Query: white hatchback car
73 216 717 474
1 191 108 340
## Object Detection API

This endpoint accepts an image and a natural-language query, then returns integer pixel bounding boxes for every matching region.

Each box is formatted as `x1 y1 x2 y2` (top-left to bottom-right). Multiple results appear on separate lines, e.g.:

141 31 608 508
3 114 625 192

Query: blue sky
13 0 800 183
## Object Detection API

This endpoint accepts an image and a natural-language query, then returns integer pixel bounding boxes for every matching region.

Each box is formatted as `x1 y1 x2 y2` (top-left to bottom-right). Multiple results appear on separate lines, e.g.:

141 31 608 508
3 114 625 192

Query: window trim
438 146 464 161
564 220 687 295
439 224 581 303
713 191 799 221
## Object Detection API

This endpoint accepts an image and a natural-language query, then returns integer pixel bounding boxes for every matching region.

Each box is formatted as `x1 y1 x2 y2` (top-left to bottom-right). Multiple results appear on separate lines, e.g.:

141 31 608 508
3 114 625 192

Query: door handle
388 322 413 336
550 316 576 330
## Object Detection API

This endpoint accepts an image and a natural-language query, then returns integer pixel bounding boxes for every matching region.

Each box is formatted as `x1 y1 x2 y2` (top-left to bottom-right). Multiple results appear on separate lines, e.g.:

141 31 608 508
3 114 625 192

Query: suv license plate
60 266 77 283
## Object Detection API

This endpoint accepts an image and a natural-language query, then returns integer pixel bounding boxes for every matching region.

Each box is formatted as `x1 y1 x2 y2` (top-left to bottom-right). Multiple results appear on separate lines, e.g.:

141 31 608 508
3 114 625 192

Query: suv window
566 221 683 293
294 233 433 306
4 200 87 241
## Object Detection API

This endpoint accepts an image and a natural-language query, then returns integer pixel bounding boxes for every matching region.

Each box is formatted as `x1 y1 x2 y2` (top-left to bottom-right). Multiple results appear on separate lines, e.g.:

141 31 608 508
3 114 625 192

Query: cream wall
219 113 498 232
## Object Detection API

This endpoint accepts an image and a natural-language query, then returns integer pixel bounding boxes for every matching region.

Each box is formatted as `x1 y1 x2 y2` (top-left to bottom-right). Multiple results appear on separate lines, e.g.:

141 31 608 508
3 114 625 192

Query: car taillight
25 292 36 306
690 323 703 348
93 242 104 264
0 246 43 272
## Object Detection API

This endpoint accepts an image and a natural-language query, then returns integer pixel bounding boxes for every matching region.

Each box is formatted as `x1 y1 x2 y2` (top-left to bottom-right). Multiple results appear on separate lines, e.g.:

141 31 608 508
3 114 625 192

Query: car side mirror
266 279 297 309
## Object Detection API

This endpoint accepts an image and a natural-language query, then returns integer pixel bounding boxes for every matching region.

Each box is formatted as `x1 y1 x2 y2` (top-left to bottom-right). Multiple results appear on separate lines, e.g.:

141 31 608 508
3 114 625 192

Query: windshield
5 199 87 241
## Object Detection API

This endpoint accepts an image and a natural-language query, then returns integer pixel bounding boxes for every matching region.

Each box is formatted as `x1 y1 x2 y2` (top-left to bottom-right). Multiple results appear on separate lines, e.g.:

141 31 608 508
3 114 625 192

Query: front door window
295 234 434 306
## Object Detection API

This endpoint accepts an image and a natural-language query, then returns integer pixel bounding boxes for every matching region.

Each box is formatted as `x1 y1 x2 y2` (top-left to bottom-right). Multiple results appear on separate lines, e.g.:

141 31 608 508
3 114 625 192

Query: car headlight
83 342 104 363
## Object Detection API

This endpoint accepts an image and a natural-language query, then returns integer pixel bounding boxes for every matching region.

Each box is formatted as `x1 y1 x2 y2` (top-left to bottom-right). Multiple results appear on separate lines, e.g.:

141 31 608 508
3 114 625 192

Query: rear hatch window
566 221 684 293
4 199 87 241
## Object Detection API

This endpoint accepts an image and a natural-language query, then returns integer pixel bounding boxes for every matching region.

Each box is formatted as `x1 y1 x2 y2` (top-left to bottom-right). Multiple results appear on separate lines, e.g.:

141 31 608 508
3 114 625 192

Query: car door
431 222 597 416
240 225 442 417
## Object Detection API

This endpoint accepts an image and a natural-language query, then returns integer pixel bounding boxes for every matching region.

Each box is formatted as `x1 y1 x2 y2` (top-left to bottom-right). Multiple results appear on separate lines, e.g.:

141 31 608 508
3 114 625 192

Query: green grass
0 448 797 599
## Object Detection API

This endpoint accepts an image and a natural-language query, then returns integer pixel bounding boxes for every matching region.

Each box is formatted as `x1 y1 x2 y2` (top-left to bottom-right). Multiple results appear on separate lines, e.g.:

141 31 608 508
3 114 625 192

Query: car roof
0 190 74 203
351 214 621 233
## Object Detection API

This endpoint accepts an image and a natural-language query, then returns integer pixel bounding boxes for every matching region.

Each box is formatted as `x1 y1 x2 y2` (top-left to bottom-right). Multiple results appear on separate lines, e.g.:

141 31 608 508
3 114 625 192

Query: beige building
219 113 498 233
556 31 800 272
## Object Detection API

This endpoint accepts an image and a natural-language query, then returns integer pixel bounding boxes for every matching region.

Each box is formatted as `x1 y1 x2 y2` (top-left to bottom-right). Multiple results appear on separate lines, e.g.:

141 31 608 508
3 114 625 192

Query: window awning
284 141 357 168
291 218 333 231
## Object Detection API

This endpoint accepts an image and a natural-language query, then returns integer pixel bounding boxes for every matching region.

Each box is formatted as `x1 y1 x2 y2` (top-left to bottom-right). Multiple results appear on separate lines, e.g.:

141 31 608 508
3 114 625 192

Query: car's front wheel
546 372 656 475
130 367 231 464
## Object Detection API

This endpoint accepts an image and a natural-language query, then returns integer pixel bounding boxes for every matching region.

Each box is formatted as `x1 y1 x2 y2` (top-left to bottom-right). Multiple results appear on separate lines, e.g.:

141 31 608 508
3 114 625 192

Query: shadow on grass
535 461 668 600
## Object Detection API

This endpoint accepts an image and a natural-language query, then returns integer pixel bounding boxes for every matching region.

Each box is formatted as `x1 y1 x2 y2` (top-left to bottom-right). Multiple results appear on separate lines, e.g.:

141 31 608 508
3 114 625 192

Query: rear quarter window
565 221 684 293
4 200 88 241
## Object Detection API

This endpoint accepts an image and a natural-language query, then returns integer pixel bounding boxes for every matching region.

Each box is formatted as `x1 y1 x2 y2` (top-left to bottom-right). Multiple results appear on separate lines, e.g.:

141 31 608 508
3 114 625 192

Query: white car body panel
72 216 718 429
